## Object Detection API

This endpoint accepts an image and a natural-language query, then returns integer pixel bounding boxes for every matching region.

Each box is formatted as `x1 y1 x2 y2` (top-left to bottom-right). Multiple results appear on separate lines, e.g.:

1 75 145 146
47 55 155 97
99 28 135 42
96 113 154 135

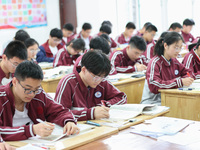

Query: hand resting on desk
94 106 110 119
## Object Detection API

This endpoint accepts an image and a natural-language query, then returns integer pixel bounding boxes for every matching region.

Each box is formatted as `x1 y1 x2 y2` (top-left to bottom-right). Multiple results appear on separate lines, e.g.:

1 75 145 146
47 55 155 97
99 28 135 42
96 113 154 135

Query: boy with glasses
55 50 127 121
36 28 64 63
0 61 79 141
0 41 27 86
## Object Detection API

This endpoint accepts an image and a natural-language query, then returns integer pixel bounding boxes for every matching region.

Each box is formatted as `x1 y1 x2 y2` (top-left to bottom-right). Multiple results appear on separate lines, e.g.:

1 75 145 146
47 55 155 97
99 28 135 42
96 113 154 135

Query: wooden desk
41 77 62 93
160 89 200 121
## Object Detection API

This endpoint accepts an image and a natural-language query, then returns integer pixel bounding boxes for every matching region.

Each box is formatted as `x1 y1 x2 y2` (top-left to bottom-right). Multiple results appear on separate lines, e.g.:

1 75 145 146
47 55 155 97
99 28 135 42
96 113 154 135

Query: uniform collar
122 47 131 61
161 55 171 66
74 70 89 91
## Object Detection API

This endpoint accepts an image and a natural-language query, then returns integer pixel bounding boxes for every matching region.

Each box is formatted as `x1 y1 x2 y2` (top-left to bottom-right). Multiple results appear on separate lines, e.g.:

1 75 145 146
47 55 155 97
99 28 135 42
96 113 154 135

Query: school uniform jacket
0 66 6 86
53 47 80 67
0 82 76 141
93 33 117 48
115 33 131 45
182 49 200 79
55 71 127 121
74 32 92 42
181 30 195 43
61 34 76 45
36 40 64 63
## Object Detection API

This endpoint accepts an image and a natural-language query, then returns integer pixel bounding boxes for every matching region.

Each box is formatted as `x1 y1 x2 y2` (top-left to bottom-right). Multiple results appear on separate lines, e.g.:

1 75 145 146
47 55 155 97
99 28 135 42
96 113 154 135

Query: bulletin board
0 0 47 29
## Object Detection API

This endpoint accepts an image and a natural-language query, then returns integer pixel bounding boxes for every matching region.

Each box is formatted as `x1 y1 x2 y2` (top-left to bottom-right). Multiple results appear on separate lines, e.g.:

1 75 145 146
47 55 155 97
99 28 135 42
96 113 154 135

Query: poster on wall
0 0 47 29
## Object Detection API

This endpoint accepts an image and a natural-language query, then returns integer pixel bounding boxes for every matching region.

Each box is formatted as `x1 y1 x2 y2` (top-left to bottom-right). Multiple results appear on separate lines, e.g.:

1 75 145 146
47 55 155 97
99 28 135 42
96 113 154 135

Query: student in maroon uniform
181 18 195 44
61 23 76 45
109 36 147 75
55 50 127 121
115 22 136 45
182 39 200 79
53 39 85 67
168 22 182 32
0 41 27 86
0 61 79 141
36 28 64 63
25 38 39 63
142 24 157 45
141 32 194 105
74 23 92 50
135 22 152 36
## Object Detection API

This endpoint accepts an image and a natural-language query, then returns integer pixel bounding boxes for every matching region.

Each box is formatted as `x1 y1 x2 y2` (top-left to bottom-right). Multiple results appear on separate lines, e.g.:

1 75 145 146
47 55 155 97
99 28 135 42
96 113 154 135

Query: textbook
107 104 169 121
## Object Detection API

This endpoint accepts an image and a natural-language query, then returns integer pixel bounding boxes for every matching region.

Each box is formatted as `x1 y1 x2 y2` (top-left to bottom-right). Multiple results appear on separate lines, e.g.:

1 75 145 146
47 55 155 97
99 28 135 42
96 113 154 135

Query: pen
123 119 137 125
178 88 193 91
101 100 106 106
187 72 190 77
36 119 51 127
86 120 101 127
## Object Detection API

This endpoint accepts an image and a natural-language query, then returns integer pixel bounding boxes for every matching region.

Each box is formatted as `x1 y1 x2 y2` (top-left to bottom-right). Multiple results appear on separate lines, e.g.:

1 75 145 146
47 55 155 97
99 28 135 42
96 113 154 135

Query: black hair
143 22 152 28
50 28 63 39
89 37 110 54
67 38 85 51
169 22 182 30
183 19 195 26
101 20 112 27
14 30 30 43
129 36 146 52
145 24 158 32
82 23 92 30
15 61 43 81
126 22 136 29
188 39 200 51
160 31 168 39
99 25 112 35
63 23 74 31
100 34 111 43
154 32 184 56
24 38 39 48
4 40 27 60
81 50 111 77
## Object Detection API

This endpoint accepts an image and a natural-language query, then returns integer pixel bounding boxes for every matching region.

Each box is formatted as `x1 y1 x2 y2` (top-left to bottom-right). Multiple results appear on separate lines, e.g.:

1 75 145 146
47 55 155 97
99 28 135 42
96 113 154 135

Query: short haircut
183 19 195 26
50 28 63 39
24 38 39 48
126 22 136 29
169 22 182 30
100 34 111 43
82 23 92 30
81 50 111 77
143 22 152 28
129 36 146 51
15 61 43 81
101 20 112 27
4 40 27 60
14 30 30 43
63 23 74 31
146 24 158 32
67 38 85 51
89 36 110 54
100 25 111 34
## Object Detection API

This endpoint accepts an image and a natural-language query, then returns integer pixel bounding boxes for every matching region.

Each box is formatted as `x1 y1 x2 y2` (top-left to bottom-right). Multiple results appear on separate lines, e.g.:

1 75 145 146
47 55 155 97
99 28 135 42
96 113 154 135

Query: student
115 22 136 45
142 24 157 45
74 23 92 49
168 22 182 32
181 18 195 44
53 39 85 67
0 61 79 141
0 41 27 86
182 39 200 79
141 32 194 105
24 38 39 63
100 34 112 46
55 50 127 121
101 20 112 28
62 23 76 45
36 28 64 63
110 36 147 75
135 22 152 36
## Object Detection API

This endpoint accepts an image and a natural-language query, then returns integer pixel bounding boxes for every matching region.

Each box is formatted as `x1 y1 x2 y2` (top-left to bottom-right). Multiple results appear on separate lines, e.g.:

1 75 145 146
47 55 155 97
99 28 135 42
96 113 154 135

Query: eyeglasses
174 46 182 52
29 49 40 53
52 38 61 43
8 59 19 68
18 80 42 95
88 71 105 82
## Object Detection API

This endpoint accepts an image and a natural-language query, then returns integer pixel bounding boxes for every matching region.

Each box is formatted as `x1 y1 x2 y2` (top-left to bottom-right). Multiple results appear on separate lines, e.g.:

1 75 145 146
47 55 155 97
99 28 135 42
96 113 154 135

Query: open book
108 104 169 121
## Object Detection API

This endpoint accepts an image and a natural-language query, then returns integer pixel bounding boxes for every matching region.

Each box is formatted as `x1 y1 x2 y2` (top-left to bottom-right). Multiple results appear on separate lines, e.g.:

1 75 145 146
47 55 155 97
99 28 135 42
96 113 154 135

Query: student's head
169 22 182 32
154 32 184 59
182 19 195 34
80 50 111 88
12 61 43 103
126 36 146 61
99 25 112 35
2 41 27 73
67 38 85 55
101 20 112 28
62 23 74 38
24 38 39 60
89 36 110 55
143 24 157 42
159 31 168 39
81 23 92 38
14 30 30 43
141 22 152 32
124 22 136 37
49 28 63 47
188 39 200 51
100 34 112 46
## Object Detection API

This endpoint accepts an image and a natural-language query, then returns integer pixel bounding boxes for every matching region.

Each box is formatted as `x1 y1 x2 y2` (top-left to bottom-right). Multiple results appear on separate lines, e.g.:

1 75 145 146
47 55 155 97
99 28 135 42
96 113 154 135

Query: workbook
108 104 169 121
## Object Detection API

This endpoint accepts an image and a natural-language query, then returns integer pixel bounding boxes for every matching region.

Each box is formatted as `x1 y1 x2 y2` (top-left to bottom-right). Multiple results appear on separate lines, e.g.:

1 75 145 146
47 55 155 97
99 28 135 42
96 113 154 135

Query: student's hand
182 77 194 87
135 64 147 72
94 106 110 119
0 142 16 150
33 122 55 137
63 122 80 135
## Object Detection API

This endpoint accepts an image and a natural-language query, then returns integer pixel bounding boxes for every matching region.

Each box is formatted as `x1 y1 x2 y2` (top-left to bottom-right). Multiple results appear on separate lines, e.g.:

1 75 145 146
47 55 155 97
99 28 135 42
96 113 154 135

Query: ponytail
154 38 164 56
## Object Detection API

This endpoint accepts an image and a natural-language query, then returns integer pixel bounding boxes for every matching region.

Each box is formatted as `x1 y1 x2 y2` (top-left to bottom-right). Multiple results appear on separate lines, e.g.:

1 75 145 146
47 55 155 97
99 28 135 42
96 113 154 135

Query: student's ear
164 43 168 49
69 43 73 47
12 77 17 87
81 66 86 74
2 54 7 61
